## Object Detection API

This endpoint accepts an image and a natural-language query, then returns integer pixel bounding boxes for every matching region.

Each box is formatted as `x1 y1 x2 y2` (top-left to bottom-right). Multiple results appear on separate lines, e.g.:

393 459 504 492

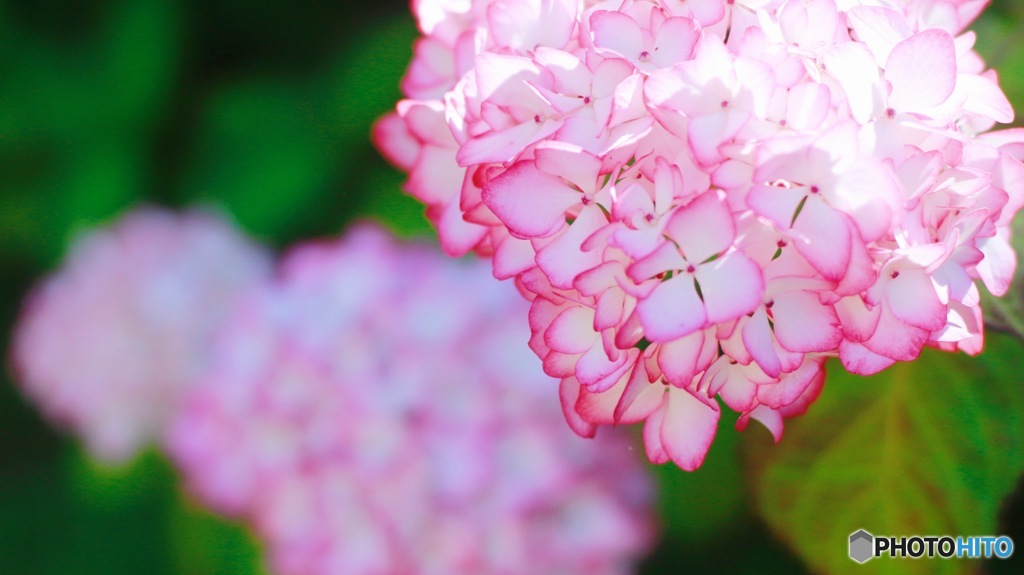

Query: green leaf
973 3 1024 341
177 78 340 240
979 210 1024 342
328 16 416 145
168 490 266 575
0 139 144 265
99 0 182 128
0 0 179 141
653 416 745 545
358 158 435 239
56 446 176 575
745 334 1024 574
328 15 434 239
64 447 175 510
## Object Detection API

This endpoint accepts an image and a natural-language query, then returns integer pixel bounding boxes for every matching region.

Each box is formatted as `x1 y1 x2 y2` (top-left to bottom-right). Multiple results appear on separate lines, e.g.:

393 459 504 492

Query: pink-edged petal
627 241 687 283
834 295 880 342
544 350 579 378
660 387 720 471
614 309 646 350
897 151 943 201
609 71 651 128
779 358 826 417
737 405 784 442
574 371 626 425
403 37 456 98
829 159 899 243
712 159 753 191
756 358 819 409
603 116 654 154
592 56 636 102
535 204 607 288
529 298 562 356
735 56 777 118
642 399 671 465
559 377 598 438
436 197 488 257
779 0 839 50
612 181 655 223
574 260 619 296
695 252 765 324
409 145 463 205
664 190 736 263
711 359 757 413
545 306 597 354
491 233 536 280
612 226 665 262
636 275 707 342
488 0 577 51
885 29 957 111
976 235 1016 296
838 339 896 375
590 10 643 61
847 6 912 67
932 260 979 307
791 198 853 282
939 301 984 355
959 73 1014 124
482 160 579 239
656 329 714 387
589 290 622 332
707 351 775 392
687 109 749 167
772 290 842 352
822 42 879 124
650 17 700 68
785 82 831 132
521 265 563 303
474 52 545 105
534 47 590 96
742 307 782 378
833 237 876 296
613 360 668 423
372 112 417 171
746 183 806 231
398 99 450 145
576 343 631 392
718 320 753 366
643 69 689 138
535 141 602 192
887 268 947 331
457 119 560 166
862 307 929 361
664 0 725 27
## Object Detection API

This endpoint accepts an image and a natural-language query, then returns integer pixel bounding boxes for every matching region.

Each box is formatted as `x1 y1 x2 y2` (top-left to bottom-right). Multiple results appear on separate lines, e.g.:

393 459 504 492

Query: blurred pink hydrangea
167 224 655 575
11 207 271 463
375 0 1024 470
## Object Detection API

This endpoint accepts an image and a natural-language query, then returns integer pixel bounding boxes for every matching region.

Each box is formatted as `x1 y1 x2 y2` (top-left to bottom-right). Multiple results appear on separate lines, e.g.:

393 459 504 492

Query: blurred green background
2 1 1024 573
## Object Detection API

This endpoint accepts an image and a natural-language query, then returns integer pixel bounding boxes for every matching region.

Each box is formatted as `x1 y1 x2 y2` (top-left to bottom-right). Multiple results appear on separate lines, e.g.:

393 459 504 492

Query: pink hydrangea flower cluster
11 208 271 463
376 0 1024 469
167 224 655 575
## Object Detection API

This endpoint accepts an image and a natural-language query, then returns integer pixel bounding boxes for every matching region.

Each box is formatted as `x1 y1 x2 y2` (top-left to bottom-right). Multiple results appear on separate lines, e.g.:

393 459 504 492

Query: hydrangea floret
11 208 271 462
167 224 656 575
376 0 1024 470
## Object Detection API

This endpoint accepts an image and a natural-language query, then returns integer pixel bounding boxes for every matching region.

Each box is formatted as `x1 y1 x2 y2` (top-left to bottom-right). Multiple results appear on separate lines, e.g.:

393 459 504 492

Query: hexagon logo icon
849 530 874 564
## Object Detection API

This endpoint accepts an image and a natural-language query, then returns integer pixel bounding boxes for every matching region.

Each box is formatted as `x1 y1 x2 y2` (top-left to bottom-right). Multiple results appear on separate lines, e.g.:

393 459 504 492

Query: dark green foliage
2 1 1024 574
